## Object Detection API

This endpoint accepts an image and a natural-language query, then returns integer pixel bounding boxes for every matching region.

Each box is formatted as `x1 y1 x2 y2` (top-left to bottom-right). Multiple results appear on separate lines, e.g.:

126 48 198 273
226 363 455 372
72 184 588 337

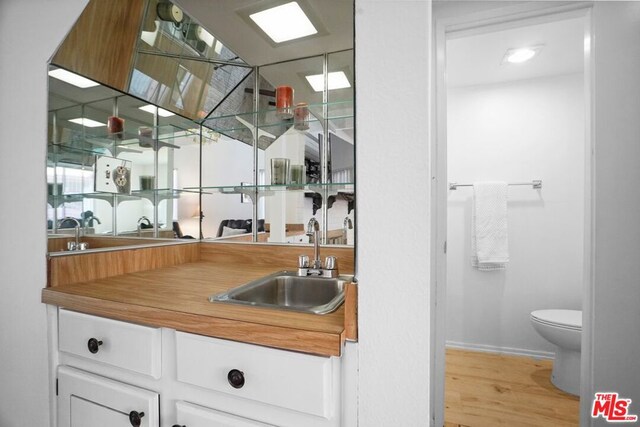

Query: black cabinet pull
87 338 103 354
129 410 145 426
227 369 245 389
172 425 186 427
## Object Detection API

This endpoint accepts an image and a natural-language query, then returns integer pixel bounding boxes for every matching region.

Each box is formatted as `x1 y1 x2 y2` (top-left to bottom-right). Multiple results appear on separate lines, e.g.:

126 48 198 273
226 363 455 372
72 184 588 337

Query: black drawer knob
227 369 245 389
87 338 103 354
129 410 145 426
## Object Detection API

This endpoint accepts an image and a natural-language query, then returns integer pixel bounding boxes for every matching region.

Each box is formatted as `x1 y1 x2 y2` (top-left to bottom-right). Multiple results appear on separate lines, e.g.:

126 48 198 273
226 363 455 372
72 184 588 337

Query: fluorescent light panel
250 2 317 43
305 71 351 92
48 69 100 88
139 104 175 117
68 118 105 128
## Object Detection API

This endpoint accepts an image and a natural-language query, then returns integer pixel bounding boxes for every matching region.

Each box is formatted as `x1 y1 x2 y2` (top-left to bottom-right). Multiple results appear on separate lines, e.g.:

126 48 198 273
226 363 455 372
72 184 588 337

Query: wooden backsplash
48 242 200 287
48 242 355 287
199 242 355 274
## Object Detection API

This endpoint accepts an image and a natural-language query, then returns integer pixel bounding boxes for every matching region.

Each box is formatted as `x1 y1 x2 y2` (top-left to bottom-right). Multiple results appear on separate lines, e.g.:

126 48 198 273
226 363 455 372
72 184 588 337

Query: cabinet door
58 365 159 427
175 401 274 427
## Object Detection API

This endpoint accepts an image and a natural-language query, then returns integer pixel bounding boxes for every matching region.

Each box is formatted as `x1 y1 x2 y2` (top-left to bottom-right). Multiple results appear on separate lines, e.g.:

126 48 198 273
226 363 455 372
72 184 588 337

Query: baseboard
446 340 555 360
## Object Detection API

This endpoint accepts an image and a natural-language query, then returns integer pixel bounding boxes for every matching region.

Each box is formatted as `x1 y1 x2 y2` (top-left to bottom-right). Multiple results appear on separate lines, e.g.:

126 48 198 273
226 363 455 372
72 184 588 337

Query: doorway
432 3 593 426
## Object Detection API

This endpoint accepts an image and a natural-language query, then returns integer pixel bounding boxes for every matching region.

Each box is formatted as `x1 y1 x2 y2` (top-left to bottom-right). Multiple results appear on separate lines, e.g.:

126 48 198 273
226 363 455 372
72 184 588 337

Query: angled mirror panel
139 0 247 64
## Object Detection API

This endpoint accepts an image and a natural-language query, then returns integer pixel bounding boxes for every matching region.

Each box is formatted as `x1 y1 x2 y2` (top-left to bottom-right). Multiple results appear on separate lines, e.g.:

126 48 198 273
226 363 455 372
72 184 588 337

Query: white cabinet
176 332 333 418
176 401 274 427
49 308 348 427
57 365 159 427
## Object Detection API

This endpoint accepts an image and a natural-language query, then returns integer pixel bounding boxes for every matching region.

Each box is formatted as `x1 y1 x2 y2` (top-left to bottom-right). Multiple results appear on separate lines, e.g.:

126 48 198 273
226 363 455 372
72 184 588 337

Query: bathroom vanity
42 242 357 427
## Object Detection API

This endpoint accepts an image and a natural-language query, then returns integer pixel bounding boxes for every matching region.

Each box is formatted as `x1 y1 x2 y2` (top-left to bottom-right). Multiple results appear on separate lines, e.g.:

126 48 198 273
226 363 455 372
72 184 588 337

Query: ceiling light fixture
139 105 175 117
503 45 543 64
305 71 351 92
48 69 100 88
68 118 105 128
249 2 317 43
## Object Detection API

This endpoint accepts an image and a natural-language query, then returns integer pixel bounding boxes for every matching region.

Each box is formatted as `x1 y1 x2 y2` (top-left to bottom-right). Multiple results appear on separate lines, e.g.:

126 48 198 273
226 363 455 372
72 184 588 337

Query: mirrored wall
46 0 354 251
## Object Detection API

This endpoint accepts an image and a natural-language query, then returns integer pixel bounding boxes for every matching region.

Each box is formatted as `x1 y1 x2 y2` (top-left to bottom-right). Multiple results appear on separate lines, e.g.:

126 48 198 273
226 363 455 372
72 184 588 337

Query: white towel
471 182 509 271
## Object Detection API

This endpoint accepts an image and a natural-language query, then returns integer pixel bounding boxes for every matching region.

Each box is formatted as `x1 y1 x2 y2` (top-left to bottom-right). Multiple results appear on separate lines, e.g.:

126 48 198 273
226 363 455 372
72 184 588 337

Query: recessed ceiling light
68 118 106 128
503 46 543 64
250 2 317 43
305 71 351 92
48 69 100 88
139 104 175 117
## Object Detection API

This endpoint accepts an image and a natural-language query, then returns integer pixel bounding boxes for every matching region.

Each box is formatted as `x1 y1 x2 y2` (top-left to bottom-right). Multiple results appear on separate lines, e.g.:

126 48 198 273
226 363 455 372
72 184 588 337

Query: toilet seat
531 309 581 331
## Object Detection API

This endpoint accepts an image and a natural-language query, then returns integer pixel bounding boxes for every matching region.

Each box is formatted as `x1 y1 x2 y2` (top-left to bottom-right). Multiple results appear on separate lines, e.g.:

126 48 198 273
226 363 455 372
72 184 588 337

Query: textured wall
356 0 433 425
588 2 640 425
0 1 89 425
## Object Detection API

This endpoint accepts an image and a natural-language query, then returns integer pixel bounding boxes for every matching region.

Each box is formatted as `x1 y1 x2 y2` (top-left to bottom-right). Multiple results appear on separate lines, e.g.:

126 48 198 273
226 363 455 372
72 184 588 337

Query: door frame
430 3 594 425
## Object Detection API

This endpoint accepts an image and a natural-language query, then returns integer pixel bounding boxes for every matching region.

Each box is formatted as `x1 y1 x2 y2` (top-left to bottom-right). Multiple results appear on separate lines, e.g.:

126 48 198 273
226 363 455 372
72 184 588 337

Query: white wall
197 135 257 238
587 2 640 424
356 0 432 425
0 0 89 426
446 73 584 356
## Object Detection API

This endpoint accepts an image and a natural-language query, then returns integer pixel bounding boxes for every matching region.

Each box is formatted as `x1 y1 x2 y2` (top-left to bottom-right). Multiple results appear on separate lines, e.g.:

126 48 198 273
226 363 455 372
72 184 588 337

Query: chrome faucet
137 216 151 237
298 218 339 278
343 216 353 244
306 218 321 269
58 217 84 251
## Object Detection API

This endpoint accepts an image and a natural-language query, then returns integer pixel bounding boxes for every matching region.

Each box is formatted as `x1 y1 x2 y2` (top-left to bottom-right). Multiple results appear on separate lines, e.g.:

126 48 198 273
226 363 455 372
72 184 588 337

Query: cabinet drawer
176 332 334 418
176 401 273 426
58 309 161 378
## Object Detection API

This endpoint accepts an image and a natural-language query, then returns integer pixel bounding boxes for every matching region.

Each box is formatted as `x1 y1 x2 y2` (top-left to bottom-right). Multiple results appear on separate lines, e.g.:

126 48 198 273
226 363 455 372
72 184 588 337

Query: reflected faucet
83 215 101 234
58 217 81 250
137 216 151 237
343 217 353 244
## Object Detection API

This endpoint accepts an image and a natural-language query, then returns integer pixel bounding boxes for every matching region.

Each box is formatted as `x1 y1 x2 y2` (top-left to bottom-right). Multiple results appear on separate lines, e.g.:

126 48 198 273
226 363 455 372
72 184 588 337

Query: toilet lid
531 309 582 330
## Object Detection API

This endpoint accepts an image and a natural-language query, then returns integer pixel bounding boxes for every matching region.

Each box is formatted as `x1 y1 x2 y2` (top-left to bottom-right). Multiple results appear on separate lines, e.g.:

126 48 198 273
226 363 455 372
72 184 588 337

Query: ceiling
446 16 585 88
174 0 354 66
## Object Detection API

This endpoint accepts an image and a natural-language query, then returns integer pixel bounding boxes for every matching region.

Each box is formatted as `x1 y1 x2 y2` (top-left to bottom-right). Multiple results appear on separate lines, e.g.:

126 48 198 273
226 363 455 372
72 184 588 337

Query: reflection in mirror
47 65 202 251
327 50 355 245
259 56 325 244
46 0 355 250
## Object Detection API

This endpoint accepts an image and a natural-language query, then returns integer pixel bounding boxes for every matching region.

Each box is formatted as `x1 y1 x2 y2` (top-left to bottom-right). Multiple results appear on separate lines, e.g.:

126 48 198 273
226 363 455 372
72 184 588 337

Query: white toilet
530 309 582 395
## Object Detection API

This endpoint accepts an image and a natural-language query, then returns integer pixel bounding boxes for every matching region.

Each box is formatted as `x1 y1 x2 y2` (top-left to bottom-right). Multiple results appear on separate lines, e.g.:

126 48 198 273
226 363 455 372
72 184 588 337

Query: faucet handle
298 255 310 268
324 256 338 271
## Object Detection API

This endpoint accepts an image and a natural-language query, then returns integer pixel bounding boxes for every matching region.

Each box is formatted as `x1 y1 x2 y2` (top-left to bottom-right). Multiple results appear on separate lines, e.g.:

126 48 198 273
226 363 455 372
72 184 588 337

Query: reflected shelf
49 124 210 158
47 188 201 208
185 182 354 204
201 100 354 134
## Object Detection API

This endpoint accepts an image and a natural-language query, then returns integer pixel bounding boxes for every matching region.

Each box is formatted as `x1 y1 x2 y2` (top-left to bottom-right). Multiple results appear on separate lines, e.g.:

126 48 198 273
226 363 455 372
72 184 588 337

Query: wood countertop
43 243 356 357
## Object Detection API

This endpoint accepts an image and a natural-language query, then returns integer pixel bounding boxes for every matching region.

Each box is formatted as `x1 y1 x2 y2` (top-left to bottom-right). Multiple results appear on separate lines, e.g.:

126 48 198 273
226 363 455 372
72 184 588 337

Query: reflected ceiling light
503 46 543 64
196 26 215 48
48 69 100 88
68 118 105 127
214 40 224 55
249 2 317 43
305 71 351 92
139 104 175 117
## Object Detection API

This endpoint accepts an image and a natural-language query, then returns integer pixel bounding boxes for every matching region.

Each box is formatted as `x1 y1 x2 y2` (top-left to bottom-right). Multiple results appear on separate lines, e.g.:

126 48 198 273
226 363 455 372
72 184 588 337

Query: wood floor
444 349 579 427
